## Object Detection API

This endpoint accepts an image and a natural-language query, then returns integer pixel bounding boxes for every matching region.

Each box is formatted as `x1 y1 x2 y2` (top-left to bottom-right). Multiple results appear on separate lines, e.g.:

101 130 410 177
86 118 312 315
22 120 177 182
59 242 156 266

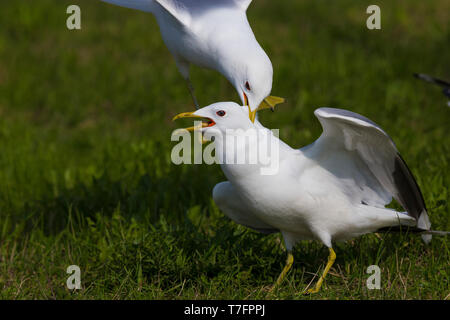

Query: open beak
172 111 216 132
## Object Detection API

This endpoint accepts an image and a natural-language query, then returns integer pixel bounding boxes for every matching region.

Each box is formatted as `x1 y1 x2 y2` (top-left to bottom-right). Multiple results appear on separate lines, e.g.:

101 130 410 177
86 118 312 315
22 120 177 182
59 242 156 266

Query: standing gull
174 102 447 294
100 0 284 119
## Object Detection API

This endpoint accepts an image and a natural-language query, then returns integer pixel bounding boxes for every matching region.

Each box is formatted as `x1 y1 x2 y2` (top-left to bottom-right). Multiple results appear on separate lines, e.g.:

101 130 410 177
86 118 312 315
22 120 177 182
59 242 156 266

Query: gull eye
216 110 226 117
245 81 251 91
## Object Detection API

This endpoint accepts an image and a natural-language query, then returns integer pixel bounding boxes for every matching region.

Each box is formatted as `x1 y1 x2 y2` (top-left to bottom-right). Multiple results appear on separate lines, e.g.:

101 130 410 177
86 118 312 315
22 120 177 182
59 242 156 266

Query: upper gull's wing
101 0 154 13
167 0 252 12
101 0 191 26
102 0 253 25
313 107 431 231
232 0 253 11
153 0 253 27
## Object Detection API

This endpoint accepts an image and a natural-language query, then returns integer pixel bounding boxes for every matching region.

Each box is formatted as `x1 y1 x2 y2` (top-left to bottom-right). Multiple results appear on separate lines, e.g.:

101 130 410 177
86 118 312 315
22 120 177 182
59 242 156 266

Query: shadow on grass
17 163 219 235
5 162 432 295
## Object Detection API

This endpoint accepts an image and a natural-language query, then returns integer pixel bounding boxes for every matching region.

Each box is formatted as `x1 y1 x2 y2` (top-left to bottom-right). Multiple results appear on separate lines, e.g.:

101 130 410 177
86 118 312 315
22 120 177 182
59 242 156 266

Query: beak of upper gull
244 93 286 123
243 92 257 123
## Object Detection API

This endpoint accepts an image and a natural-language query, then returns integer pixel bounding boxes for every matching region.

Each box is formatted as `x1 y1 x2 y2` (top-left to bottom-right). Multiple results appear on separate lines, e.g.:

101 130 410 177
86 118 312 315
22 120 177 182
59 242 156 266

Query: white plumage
101 0 280 114
174 102 437 293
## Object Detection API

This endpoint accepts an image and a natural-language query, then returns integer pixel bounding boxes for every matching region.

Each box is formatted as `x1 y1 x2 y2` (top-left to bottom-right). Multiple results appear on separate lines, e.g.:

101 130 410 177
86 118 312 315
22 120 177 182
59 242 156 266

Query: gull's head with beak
222 46 285 122
173 102 254 137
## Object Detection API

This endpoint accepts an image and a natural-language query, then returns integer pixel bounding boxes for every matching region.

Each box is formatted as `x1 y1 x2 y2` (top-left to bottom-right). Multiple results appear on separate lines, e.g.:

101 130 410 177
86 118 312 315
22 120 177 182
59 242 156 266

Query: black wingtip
376 226 449 236
376 226 426 234
413 73 450 88
392 153 428 222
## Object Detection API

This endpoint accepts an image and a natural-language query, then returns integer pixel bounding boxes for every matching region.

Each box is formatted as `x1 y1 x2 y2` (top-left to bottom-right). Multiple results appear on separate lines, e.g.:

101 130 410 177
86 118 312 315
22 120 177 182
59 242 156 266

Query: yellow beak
248 105 257 123
172 111 202 120
257 96 286 112
244 94 286 123
172 111 209 132
172 111 214 144
243 92 257 123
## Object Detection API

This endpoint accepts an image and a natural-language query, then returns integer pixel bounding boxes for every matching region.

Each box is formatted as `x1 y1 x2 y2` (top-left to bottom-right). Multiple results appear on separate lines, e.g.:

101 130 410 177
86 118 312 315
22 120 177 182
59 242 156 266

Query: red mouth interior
243 92 248 105
205 119 216 127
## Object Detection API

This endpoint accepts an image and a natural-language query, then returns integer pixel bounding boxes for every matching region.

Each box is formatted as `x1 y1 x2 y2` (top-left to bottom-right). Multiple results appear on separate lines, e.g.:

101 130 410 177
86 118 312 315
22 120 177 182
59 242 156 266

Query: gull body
174 102 439 293
207 105 430 247
100 0 275 112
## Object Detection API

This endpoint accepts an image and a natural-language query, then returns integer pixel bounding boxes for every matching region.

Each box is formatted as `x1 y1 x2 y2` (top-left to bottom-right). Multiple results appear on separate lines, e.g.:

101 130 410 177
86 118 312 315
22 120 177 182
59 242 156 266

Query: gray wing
102 0 252 25
155 0 253 27
232 0 252 11
312 107 431 231
101 0 191 26
168 0 252 12
101 0 154 12
159 0 252 20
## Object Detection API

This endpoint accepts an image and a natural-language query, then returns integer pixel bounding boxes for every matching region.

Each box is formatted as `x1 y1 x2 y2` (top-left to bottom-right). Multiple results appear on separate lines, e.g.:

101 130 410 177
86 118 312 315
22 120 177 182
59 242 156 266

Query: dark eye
245 81 251 91
216 110 226 117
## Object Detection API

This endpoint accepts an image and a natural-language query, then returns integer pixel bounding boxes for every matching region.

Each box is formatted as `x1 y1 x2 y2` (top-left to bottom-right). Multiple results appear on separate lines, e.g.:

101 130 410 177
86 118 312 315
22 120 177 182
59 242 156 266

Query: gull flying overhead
100 0 285 119
174 102 448 294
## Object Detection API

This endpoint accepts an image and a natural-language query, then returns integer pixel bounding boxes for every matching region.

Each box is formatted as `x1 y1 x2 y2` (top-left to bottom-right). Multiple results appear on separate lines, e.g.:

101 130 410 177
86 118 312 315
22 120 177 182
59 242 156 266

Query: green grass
0 0 449 299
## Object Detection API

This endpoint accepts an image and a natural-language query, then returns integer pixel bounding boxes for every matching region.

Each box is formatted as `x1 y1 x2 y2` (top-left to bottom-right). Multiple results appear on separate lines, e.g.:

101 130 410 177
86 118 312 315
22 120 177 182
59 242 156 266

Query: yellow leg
270 252 294 291
305 248 336 294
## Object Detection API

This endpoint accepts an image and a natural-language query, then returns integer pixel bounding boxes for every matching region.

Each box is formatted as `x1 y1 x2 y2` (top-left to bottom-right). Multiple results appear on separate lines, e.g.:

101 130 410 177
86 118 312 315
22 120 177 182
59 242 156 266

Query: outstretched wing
154 0 191 26
101 0 252 26
101 0 191 26
312 107 431 232
232 0 253 11
173 0 252 12
101 0 154 12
